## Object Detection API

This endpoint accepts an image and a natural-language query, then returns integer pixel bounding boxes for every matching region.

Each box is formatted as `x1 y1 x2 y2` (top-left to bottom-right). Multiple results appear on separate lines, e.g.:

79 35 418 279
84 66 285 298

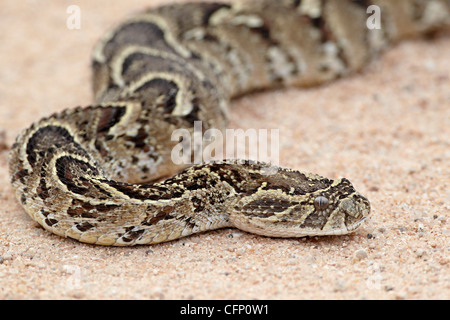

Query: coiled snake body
9 0 449 245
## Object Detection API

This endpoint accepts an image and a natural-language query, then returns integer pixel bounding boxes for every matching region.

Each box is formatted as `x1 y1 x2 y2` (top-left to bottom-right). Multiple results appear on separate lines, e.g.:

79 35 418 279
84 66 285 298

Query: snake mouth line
311 216 368 236
347 217 367 232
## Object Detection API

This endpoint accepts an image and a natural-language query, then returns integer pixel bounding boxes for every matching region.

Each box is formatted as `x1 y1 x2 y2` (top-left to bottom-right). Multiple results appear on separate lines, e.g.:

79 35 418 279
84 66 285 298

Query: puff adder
9 0 449 245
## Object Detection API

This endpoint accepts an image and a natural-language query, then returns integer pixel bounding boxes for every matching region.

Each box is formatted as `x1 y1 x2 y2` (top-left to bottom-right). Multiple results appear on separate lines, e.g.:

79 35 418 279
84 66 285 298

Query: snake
8 0 449 246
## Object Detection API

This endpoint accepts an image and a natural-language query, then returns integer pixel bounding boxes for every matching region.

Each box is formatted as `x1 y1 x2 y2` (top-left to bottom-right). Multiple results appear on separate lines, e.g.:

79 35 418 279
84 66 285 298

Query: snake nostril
340 198 363 218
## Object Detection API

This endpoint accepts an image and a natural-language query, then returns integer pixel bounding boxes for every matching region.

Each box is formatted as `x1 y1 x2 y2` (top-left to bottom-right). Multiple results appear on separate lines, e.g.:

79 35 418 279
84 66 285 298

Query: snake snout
340 192 371 231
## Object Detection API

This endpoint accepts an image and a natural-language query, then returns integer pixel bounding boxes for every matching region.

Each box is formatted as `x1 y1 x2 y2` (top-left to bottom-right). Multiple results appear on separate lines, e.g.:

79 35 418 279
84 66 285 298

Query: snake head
229 169 371 238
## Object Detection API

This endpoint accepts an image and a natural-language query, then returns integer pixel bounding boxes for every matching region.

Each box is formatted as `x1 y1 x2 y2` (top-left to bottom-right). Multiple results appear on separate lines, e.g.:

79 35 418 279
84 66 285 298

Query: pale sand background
0 0 448 299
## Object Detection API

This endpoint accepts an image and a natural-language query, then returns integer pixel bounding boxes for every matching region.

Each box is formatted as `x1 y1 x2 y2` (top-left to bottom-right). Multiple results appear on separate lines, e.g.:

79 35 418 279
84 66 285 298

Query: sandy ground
0 0 449 300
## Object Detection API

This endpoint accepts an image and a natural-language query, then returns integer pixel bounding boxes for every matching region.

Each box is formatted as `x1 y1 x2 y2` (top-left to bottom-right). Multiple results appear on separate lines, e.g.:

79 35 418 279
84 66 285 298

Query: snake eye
314 196 329 211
